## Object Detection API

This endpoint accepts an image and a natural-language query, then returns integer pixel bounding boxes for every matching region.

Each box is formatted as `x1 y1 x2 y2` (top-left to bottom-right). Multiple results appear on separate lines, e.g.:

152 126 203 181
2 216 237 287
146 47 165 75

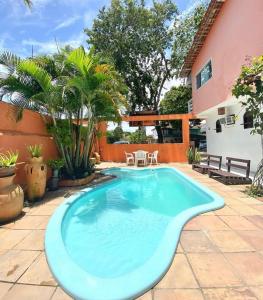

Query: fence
0 102 58 185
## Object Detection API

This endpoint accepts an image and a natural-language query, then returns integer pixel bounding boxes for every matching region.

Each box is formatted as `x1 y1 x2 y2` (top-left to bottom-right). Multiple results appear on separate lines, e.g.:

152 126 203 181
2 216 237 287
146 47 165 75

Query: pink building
181 0 263 174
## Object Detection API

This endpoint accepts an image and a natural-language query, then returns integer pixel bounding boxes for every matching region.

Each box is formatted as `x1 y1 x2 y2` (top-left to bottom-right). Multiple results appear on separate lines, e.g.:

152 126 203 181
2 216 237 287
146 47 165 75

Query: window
243 111 253 129
216 120 222 133
196 60 212 89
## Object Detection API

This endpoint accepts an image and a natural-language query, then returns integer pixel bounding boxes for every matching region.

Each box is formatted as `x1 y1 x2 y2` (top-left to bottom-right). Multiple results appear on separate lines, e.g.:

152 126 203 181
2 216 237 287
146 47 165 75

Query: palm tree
0 47 126 178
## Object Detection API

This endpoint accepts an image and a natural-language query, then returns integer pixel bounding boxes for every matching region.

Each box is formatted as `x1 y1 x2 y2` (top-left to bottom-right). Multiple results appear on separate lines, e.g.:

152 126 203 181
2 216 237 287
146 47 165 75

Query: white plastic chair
125 152 134 165
135 150 147 166
148 150 158 165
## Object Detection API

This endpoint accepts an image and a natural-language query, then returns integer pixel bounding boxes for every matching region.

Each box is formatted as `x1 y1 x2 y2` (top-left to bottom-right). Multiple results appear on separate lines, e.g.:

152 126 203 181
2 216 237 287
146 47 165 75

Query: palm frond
24 0 32 9
18 60 52 93
67 47 93 76
0 51 21 75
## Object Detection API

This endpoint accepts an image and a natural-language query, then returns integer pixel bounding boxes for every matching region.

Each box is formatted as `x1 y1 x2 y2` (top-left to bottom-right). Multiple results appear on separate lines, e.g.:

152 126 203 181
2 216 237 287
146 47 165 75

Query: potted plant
25 144 47 201
186 147 194 164
0 150 24 223
47 159 64 191
27 144 43 163
194 150 201 164
0 151 18 178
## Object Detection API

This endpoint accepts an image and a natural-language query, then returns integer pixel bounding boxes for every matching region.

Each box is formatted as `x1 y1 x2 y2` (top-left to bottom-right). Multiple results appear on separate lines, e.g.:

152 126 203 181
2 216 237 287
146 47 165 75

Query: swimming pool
45 167 224 300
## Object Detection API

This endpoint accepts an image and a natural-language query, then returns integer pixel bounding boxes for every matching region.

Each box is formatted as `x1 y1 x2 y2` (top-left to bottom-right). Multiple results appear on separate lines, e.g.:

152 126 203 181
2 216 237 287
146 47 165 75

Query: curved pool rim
45 167 224 300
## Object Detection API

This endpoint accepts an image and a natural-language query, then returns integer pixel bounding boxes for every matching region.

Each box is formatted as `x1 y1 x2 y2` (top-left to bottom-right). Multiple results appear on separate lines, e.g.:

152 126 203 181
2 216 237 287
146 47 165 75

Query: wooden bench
208 157 252 185
192 154 222 174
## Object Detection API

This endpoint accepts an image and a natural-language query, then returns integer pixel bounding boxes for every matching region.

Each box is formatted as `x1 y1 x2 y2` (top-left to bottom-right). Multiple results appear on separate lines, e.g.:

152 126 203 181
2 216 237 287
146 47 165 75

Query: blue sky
0 0 200 57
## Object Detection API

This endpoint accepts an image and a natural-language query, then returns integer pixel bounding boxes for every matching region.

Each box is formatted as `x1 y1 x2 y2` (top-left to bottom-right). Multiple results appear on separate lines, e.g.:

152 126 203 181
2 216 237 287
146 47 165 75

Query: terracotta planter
29 156 44 164
59 173 96 187
0 175 24 223
0 166 15 178
0 175 15 189
25 158 47 201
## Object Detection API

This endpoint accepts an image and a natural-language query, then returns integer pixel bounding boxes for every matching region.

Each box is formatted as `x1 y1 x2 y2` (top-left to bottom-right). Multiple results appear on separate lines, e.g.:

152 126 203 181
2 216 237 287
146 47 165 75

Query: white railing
188 99 193 113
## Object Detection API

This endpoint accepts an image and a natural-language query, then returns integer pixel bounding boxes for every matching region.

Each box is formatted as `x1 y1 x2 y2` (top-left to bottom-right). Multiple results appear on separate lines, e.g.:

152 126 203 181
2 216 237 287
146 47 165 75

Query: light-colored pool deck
1 163 263 300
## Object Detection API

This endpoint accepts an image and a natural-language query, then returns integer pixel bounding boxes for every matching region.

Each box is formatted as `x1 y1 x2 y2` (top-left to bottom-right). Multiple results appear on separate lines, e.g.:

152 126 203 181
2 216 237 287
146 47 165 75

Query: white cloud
0 33 14 52
54 15 80 31
22 32 87 55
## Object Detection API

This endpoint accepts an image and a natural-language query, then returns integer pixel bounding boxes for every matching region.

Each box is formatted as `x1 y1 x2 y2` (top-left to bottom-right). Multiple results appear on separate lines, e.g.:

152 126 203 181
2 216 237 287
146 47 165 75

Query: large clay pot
0 175 24 223
25 157 47 201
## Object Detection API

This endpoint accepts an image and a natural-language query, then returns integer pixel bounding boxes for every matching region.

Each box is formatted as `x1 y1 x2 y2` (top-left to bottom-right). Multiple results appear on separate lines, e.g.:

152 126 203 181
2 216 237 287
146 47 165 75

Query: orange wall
192 0 263 114
0 102 58 186
98 114 191 163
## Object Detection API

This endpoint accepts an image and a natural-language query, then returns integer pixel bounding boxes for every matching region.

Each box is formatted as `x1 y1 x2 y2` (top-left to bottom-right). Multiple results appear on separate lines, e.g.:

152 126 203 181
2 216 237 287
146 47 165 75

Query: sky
0 0 201 58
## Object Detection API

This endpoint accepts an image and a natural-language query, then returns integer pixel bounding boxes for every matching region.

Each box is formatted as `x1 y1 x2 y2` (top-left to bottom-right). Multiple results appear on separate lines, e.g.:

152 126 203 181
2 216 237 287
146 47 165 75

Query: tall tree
159 85 191 114
172 2 208 75
85 0 178 113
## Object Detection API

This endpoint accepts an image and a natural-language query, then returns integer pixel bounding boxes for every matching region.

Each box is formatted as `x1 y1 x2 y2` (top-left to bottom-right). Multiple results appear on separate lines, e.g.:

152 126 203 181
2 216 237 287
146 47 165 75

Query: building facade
181 0 263 174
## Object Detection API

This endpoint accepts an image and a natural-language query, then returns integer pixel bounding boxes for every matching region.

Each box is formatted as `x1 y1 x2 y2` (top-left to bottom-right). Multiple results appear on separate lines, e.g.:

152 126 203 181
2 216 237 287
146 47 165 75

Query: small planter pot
25 156 47 201
0 166 15 178
48 169 60 191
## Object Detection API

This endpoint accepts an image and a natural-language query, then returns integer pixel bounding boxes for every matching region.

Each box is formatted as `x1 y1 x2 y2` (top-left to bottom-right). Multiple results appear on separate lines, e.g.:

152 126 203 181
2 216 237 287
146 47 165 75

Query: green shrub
27 144 42 158
0 151 19 167
47 159 65 170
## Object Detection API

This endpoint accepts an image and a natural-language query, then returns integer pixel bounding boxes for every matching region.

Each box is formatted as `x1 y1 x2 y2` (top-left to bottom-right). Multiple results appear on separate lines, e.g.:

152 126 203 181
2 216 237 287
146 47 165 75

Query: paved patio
1 163 263 300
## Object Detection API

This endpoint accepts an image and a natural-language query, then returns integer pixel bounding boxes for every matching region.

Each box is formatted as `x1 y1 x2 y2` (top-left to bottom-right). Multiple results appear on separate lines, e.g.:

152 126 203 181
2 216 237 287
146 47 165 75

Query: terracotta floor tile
0 250 7 256
11 216 48 230
51 287 73 300
214 206 238 216
183 217 202 230
249 286 263 300
225 252 263 285
153 289 204 300
0 229 31 250
2 284 55 300
0 250 40 282
251 205 263 214
197 216 229 231
156 254 198 288
137 290 152 300
220 216 258 230
202 287 257 300
0 283 13 299
18 253 57 286
224 199 244 206
180 231 216 253
36 216 51 230
237 231 263 251
187 253 242 287
176 243 184 253
29 205 58 216
202 211 215 216
239 197 263 205
0 228 7 236
230 205 261 216
207 231 254 252
245 216 263 230
45 197 65 206
15 230 45 251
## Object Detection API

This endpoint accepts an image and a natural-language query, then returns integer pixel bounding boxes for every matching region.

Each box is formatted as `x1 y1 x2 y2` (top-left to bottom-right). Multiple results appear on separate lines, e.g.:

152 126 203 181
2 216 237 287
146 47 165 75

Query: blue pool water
45 167 224 300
